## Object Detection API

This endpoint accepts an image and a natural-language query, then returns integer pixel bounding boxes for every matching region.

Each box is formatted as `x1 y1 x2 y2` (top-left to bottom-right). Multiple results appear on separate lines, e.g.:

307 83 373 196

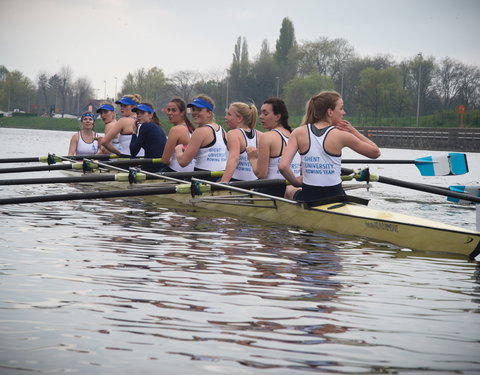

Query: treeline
1 18 479 125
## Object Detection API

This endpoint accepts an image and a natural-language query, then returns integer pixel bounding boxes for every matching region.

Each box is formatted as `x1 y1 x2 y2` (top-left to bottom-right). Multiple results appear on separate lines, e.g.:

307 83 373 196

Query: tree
283 73 334 115
58 66 73 115
246 39 280 104
120 67 167 109
0 70 36 112
357 67 410 121
434 57 466 110
229 36 250 101
274 17 297 89
167 70 200 102
36 72 49 115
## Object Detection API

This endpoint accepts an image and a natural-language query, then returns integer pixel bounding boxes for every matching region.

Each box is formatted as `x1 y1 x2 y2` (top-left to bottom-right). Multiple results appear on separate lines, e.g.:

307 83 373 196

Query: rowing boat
136 179 479 260
1 153 478 260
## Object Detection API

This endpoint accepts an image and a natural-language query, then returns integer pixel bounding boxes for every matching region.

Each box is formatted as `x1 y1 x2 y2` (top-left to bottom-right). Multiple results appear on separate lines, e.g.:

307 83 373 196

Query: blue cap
187 98 214 111
132 104 154 113
96 104 115 113
115 96 138 106
81 113 95 120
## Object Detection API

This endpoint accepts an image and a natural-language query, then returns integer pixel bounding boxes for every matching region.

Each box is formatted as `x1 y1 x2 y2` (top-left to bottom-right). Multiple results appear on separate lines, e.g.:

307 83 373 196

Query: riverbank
2 116 479 152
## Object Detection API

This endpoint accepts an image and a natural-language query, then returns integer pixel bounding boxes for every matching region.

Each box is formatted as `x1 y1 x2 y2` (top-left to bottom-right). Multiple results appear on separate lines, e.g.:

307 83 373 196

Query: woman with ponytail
219 101 260 183
279 91 380 201
100 94 144 156
129 102 167 172
160 98 196 173
247 97 300 197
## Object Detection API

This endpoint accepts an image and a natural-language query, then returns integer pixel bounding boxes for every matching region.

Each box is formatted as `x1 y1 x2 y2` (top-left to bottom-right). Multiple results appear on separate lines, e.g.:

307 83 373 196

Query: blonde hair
124 93 142 104
230 102 258 129
301 91 341 125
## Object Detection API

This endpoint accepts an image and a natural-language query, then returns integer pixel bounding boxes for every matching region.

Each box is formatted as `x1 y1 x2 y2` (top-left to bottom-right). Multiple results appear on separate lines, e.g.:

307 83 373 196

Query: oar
343 152 468 176
447 185 480 204
0 154 121 164
354 169 480 204
0 158 164 174
0 170 225 186
0 178 289 205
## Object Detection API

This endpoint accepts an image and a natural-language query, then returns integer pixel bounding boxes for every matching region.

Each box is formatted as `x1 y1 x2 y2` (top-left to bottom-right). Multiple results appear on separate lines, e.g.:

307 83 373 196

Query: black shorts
293 183 345 202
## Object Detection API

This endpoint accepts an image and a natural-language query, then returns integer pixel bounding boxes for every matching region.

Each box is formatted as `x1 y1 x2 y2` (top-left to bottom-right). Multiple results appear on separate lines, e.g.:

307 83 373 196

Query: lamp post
275 76 280 97
416 52 422 128
103 80 107 100
114 77 117 102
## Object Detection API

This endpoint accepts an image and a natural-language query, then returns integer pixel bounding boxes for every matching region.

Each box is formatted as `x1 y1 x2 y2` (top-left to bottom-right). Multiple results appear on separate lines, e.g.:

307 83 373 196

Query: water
0 128 479 374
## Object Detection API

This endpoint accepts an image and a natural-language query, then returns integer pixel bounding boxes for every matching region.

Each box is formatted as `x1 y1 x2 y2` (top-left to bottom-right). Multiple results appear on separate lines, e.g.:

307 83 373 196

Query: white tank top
266 129 301 179
76 131 99 155
232 128 257 181
118 133 144 157
301 124 342 186
194 124 228 171
169 125 195 172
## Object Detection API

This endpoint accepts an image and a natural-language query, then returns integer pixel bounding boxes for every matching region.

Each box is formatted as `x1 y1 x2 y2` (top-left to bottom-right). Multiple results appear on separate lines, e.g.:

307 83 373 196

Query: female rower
219 102 259 183
160 98 196 173
175 95 228 181
279 91 380 201
67 112 99 156
96 102 116 154
130 102 167 172
100 94 144 156
247 97 300 197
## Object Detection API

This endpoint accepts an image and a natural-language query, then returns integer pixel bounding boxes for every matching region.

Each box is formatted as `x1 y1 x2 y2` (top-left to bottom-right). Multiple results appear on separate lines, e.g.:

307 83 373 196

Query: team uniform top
194 124 228 172
168 125 195 172
266 129 301 179
75 131 99 155
118 133 145 157
231 128 258 181
294 124 344 201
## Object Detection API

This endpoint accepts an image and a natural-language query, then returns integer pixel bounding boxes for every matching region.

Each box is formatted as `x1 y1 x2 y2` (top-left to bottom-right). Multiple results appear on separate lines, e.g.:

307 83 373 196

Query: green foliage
358 67 411 118
283 73 335 115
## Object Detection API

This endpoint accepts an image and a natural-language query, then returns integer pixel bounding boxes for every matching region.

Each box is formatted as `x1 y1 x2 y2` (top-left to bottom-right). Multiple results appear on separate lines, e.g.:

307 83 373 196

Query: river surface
0 128 479 374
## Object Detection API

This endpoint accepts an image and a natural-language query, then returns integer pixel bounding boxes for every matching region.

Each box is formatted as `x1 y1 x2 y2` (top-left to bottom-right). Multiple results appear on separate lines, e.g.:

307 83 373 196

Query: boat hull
156 190 480 259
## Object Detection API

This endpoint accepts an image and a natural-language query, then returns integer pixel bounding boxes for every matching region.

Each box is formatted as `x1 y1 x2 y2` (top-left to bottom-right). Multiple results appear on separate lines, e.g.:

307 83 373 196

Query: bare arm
161 126 183 166
247 132 270 179
335 120 381 159
68 133 78 156
279 129 302 187
220 130 242 183
175 127 209 167
100 118 133 155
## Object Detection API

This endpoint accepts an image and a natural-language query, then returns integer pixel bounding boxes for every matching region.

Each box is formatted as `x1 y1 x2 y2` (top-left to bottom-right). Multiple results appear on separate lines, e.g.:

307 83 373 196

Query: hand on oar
343 152 468 176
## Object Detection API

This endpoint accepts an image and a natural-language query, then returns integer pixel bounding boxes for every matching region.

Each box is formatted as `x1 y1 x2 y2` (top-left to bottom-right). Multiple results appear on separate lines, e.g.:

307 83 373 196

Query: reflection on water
1 195 479 374
1 128 480 374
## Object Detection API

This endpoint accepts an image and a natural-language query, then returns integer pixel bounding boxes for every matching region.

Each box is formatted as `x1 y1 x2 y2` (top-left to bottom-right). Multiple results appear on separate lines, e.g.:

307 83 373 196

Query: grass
1 109 479 133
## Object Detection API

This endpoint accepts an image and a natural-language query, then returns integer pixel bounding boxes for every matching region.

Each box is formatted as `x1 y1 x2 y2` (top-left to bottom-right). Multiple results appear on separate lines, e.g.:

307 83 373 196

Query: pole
276 77 280 96
416 52 422 127
114 77 117 102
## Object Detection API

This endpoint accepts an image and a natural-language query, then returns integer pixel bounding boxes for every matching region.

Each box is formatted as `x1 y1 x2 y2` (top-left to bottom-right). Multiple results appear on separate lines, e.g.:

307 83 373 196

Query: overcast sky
1 0 479 99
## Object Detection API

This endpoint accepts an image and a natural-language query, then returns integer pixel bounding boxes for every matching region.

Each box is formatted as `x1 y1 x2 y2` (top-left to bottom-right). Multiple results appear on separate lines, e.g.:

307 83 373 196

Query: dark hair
169 98 195 133
139 101 162 127
302 91 341 126
263 97 292 132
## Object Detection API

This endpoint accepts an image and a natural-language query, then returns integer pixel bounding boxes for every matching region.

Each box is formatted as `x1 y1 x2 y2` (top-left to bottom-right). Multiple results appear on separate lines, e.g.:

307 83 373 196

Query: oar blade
448 152 469 175
447 185 480 204
414 153 468 176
